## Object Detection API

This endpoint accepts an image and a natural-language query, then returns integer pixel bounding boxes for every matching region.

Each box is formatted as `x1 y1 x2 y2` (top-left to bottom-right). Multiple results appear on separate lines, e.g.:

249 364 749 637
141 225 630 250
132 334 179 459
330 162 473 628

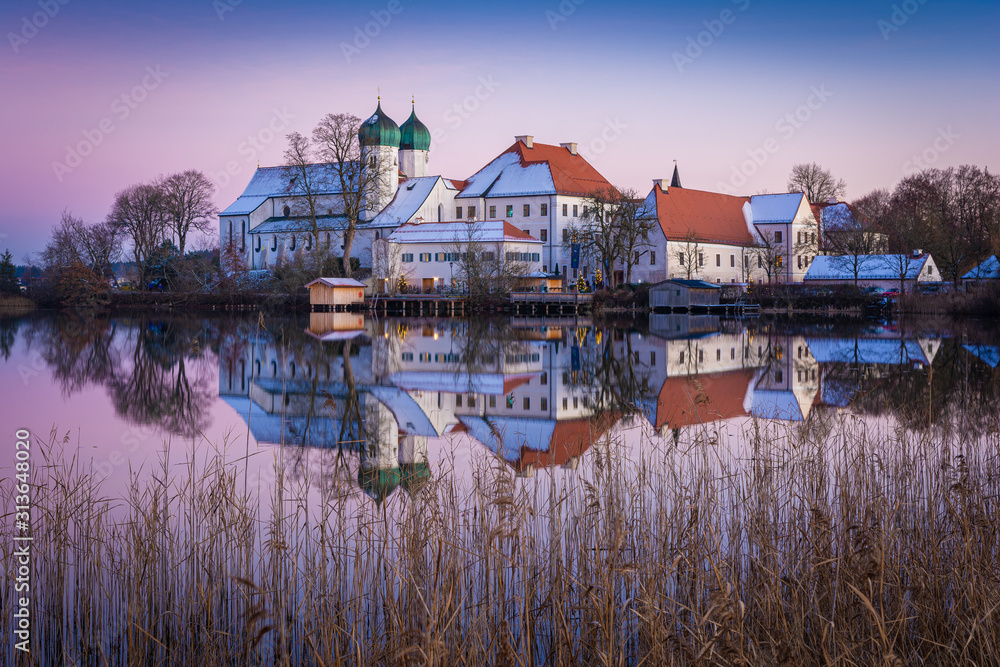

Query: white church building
220 99 822 287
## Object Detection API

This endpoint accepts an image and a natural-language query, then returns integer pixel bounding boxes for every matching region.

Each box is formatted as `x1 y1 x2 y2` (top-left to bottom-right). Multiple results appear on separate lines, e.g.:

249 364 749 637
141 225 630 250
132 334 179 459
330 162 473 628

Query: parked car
863 286 887 295
917 282 944 294
882 288 901 298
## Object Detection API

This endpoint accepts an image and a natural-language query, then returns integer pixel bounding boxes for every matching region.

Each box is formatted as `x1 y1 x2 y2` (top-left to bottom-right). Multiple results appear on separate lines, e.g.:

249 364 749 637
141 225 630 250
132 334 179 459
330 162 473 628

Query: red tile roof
650 184 754 246
482 140 615 197
502 221 536 241
654 370 754 430
512 411 620 472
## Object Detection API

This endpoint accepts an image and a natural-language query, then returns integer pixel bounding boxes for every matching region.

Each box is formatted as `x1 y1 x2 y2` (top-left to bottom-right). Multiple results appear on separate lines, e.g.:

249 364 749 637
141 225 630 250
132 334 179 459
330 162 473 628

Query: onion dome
399 104 431 152
358 464 400 504
400 461 431 496
358 100 400 148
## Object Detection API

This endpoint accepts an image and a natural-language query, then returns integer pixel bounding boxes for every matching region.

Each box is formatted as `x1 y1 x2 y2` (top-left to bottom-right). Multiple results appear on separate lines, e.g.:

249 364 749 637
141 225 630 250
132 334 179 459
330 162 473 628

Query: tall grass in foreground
3 415 1000 666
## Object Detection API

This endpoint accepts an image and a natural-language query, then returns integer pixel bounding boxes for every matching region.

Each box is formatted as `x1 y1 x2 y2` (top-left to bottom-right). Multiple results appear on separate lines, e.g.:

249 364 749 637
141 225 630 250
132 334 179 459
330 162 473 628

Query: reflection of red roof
650 184 753 246
502 374 535 394
655 371 753 430
512 411 619 472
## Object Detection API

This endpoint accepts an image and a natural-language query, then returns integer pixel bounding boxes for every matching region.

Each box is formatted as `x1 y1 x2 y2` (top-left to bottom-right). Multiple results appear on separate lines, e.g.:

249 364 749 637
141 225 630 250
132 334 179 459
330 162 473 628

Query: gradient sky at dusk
2 0 998 259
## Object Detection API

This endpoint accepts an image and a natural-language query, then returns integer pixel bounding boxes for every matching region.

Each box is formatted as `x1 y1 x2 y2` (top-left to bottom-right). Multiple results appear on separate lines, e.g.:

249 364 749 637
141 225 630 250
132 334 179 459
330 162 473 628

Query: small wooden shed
649 279 721 311
305 277 366 311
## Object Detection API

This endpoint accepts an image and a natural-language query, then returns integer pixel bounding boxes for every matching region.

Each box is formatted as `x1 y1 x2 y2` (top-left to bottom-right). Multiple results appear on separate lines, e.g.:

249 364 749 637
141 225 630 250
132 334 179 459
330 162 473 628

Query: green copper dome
399 106 431 152
358 465 401 504
400 461 431 496
358 101 400 148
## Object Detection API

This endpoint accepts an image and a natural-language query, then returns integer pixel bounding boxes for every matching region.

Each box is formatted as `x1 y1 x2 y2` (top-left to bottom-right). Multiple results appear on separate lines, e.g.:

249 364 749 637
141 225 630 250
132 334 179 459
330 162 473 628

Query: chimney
515 135 533 149
912 248 923 257
560 142 578 155
653 178 667 193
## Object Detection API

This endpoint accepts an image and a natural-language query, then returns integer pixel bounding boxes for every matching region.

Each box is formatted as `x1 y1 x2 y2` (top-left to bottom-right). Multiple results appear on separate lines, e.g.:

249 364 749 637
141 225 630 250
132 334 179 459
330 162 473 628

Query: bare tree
448 219 528 301
573 186 657 285
313 113 386 278
371 238 406 294
107 181 168 287
283 131 328 253
787 163 847 204
161 170 218 255
746 232 784 284
614 188 658 284
671 231 702 280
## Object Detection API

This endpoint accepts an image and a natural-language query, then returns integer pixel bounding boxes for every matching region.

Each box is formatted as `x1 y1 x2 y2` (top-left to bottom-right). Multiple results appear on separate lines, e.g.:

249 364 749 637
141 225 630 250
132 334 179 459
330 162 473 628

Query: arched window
255 360 261 376
271 236 277 251
290 236 296 251
241 221 246 251
290 361 296 378
306 235 312 250
283 205 290 217
271 360 277 376
375 231 380 240
369 156 376 167
255 236 261 252
326 232 331 247
438 204 443 222
228 221 233 249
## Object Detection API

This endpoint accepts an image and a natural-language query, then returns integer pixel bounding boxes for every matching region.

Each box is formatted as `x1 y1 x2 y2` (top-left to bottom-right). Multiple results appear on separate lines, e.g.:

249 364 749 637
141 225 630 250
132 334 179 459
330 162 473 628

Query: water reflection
10 310 1000 501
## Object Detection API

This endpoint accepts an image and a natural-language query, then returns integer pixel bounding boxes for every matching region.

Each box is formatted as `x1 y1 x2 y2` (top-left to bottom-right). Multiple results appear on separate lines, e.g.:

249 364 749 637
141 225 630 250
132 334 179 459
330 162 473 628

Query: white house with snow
962 255 999 290
803 252 941 291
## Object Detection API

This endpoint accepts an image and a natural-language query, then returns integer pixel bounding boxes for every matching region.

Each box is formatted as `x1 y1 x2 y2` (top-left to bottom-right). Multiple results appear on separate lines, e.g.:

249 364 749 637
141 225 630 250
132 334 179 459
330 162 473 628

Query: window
532 253 540 261
507 396 514 409
679 252 685 266
540 203 548 216
774 230 783 243
540 397 547 411
563 398 568 410
699 350 704 363
419 253 431 262
540 229 547 242
468 395 476 408
797 232 802 244
777 255 783 267
290 236 296 251
698 253 704 267
634 251 639 262
562 203 568 216
306 235 312 250
271 236 277 251
744 255 748 268
927 265 933 275
650 251 656 265
679 351 685 363
717 349 721 361
489 396 496 408
523 397 530 410
716 254 721 267
523 204 530 216
467 206 476 219
241 222 246 251
402 253 413 262
456 206 463 219
282 205 290 217
797 255 802 269
489 205 497 218
506 205 514 217
572 205 578 217
573 397 578 409
730 255 735 267
456 395 462 407
775 369 783 383
758 256 763 268
562 229 569 243
731 348 736 360
255 236 261 252
540 372 547 385
326 232 331 247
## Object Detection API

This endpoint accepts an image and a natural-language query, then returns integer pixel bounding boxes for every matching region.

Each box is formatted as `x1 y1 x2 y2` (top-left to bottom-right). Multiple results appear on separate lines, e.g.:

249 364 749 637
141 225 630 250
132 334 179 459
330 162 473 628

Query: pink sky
1 0 998 259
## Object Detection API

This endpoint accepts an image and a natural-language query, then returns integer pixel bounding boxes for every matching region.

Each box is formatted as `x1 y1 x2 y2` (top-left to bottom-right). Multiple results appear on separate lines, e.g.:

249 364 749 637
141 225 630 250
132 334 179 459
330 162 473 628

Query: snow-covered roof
804 254 930 281
388 220 542 245
749 193 805 224
221 195 269 216
239 163 350 197
806 337 933 365
747 389 805 421
457 141 613 199
818 202 857 232
964 344 1000 369
369 176 442 228
962 255 1000 280
461 416 557 462
250 215 348 234
305 277 366 289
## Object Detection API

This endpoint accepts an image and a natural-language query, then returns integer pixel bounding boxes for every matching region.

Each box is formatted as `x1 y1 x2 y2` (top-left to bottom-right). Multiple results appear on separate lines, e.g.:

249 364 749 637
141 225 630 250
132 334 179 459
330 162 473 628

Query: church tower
358 98 400 219
399 101 431 178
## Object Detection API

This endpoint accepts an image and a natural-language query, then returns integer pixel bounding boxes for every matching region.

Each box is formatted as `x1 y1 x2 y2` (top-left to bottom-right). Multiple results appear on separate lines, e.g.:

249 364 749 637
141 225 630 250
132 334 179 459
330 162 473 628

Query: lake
2 309 999 665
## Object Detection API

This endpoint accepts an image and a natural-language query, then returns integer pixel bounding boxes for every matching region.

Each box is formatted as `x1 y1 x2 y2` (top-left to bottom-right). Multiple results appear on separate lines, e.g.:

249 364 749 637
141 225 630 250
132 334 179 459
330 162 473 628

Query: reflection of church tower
358 99 400 220
399 434 431 496
358 397 401 504
399 101 431 179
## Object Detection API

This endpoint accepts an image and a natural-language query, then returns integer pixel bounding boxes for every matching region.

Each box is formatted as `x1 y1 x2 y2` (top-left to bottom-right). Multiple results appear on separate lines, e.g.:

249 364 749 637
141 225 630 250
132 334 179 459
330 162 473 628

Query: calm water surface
2 310 998 505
